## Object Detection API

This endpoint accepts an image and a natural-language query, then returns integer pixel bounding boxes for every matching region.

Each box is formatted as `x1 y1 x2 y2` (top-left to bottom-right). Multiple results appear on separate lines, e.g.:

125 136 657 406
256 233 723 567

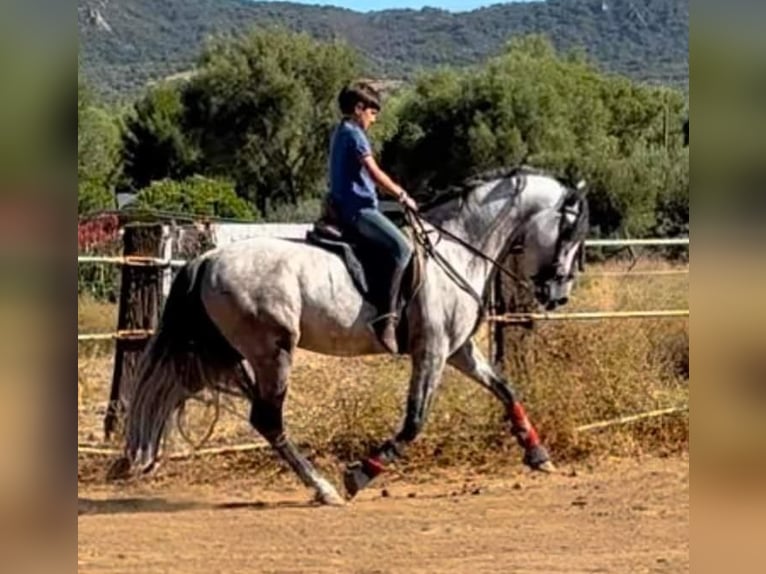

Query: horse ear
575 179 587 192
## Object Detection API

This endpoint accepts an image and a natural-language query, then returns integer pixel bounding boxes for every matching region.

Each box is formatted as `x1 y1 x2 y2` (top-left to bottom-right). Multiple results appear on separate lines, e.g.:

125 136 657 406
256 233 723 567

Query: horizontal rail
583 269 689 277
77 254 691 277
575 405 689 433
77 255 690 277
584 238 689 247
77 442 269 458
77 238 689 267
488 310 689 324
77 255 187 268
78 329 154 342
78 311 690 341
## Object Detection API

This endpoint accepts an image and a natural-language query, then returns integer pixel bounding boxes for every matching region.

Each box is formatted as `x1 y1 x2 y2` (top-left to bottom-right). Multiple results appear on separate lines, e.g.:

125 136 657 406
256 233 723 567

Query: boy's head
339 82 381 130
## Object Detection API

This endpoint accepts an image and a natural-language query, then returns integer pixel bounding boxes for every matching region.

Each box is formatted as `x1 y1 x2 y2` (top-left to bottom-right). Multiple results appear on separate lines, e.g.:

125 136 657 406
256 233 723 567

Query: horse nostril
558 297 569 306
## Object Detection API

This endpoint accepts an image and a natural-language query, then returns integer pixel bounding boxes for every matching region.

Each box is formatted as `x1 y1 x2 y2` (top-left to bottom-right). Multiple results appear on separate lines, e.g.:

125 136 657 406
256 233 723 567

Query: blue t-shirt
329 120 378 223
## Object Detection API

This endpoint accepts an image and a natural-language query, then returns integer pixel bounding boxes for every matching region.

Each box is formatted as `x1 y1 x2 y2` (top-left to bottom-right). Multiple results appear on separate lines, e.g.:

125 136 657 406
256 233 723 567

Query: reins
403 207 533 316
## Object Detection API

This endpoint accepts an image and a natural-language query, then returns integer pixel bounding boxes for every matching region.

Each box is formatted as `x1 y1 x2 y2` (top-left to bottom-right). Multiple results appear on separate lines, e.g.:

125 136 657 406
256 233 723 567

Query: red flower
78 214 120 253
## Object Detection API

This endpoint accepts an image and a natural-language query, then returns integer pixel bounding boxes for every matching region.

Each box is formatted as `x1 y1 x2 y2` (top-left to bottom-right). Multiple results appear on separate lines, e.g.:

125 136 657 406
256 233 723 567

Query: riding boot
374 262 408 354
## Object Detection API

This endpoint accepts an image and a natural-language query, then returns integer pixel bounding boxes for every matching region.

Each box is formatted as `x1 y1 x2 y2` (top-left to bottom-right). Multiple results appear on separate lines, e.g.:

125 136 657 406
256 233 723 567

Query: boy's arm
361 154 417 210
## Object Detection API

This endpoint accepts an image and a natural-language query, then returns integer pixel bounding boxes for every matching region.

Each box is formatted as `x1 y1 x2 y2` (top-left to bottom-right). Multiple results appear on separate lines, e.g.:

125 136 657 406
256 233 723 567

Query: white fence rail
488 310 690 324
77 236 690 267
584 238 689 247
77 255 187 268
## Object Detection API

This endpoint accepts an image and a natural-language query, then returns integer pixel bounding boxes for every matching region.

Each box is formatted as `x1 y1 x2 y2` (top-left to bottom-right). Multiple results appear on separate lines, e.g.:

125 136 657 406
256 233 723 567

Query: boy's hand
399 192 418 212
361 155 418 211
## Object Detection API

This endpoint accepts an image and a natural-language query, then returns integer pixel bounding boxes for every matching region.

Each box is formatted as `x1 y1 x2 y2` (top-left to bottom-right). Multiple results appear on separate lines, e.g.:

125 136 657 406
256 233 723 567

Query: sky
256 1 537 14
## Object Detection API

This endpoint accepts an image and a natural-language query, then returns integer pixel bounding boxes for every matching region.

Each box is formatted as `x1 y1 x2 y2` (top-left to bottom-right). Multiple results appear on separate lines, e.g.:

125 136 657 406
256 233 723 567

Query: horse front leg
343 348 448 499
447 338 555 472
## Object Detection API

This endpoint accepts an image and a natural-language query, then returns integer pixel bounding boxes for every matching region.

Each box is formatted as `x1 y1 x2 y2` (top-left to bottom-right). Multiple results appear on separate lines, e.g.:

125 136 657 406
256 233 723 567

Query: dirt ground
78 455 688 573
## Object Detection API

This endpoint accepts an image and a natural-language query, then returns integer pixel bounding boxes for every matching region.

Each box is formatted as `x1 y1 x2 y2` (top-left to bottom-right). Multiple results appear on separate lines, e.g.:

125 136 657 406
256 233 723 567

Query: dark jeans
351 208 412 269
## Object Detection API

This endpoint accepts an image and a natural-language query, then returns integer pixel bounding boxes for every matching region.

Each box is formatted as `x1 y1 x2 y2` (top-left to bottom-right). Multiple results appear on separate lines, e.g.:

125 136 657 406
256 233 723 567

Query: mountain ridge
78 0 688 100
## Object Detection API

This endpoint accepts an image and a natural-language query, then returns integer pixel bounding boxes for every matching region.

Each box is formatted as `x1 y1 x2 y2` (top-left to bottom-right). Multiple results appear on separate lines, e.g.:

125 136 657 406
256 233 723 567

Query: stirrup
368 312 398 326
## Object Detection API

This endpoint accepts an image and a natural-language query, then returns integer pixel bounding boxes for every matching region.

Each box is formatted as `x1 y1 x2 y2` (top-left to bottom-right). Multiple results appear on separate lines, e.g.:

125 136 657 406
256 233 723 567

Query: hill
78 0 688 100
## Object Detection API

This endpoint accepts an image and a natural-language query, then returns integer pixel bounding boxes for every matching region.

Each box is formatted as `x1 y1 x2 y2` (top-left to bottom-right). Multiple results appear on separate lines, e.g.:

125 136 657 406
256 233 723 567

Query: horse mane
421 166 519 216
426 164 581 203
421 165 572 220
419 164 590 248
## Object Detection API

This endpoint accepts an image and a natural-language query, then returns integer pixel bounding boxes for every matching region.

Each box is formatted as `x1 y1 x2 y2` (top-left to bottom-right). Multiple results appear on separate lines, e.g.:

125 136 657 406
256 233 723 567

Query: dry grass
78 259 688 475
515 258 690 459
78 293 117 334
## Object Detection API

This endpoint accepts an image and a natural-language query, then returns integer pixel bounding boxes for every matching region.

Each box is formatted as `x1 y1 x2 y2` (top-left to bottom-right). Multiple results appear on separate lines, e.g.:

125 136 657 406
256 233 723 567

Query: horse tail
122 256 239 474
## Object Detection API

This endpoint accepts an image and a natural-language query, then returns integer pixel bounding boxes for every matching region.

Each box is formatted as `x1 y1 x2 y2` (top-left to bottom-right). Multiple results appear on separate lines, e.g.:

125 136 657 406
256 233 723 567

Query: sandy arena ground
78 455 688 573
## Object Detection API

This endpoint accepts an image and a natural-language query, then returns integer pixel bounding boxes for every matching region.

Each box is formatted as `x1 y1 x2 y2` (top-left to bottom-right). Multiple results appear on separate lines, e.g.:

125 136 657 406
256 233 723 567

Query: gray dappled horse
117 167 589 505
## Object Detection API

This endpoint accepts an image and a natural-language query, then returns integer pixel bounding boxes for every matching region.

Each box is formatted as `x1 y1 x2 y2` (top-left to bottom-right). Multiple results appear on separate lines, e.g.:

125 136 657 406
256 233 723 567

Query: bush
131 175 257 220
78 180 115 215
262 196 323 223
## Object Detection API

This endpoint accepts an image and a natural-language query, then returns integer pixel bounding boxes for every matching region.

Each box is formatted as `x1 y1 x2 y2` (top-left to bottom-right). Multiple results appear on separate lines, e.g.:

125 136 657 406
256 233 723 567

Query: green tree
131 175 257 220
122 83 199 191
183 29 359 215
78 81 122 214
653 147 689 238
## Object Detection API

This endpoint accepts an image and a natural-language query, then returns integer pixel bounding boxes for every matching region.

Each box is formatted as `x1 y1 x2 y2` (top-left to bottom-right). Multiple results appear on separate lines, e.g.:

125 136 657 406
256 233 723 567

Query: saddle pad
305 230 370 295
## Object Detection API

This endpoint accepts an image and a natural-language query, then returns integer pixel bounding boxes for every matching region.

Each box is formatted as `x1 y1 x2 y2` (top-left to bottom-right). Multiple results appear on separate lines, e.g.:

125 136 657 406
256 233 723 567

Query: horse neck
437 174 565 287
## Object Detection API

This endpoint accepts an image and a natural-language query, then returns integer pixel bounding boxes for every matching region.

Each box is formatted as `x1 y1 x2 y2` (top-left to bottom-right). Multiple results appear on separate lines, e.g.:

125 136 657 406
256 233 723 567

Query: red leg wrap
362 456 386 477
510 403 541 449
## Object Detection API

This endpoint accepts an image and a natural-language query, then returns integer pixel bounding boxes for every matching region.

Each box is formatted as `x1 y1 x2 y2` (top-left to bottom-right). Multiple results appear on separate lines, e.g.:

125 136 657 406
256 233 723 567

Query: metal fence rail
583 269 688 277
575 405 689 433
77 237 691 268
488 309 690 324
583 238 689 247
78 330 154 342
78 310 690 342
78 236 690 340
77 255 187 268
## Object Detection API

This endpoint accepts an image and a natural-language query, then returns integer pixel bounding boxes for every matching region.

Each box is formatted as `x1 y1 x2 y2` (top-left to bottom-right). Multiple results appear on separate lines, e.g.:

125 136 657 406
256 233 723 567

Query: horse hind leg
243 327 345 507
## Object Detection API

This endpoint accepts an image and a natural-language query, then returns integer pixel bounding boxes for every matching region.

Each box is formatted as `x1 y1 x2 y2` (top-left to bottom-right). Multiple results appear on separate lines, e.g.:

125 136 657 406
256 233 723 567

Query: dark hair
338 82 381 115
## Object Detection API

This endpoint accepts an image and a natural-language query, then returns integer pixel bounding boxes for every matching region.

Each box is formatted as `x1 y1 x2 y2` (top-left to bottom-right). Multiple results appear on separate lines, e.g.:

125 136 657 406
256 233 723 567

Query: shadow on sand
78 496 321 516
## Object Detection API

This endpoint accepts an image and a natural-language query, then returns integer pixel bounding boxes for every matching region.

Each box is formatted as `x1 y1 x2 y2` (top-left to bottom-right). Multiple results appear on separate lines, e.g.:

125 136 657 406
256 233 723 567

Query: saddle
306 197 424 351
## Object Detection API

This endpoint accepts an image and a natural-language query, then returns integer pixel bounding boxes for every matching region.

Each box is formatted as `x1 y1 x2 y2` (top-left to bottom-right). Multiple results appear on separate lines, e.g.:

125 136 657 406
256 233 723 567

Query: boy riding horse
328 82 419 354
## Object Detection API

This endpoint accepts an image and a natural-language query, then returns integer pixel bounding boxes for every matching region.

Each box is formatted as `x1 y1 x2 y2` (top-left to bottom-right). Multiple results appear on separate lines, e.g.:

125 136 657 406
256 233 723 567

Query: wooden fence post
103 223 167 440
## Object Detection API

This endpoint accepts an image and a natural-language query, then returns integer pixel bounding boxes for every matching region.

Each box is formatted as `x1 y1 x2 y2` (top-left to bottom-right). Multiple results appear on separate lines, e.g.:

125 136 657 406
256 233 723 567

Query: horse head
516 179 589 310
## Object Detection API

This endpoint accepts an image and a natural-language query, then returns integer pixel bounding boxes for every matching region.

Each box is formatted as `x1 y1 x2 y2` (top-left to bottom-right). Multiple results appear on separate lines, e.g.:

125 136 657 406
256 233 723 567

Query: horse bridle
404 185 587 315
531 186 588 285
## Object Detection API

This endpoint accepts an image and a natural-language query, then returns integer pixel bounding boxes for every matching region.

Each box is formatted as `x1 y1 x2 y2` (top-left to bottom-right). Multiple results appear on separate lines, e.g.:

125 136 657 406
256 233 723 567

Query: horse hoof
535 460 557 473
523 445 553 471
343 462 375 499
314 478 346 506
314 486 346 507
316 489 346 507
